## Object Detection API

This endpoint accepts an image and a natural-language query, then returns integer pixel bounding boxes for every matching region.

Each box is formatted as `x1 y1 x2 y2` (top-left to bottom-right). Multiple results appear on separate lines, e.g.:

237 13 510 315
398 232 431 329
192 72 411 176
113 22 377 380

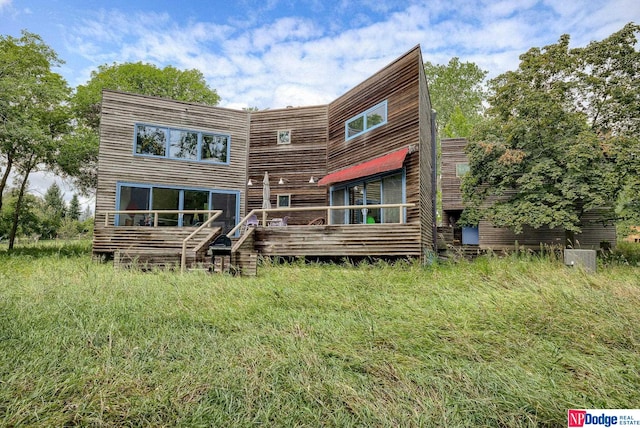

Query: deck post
327 207 332 225
262 211 267 227
400 206 405 223
154 213 159 227
104 213 109 227
181 242 187 273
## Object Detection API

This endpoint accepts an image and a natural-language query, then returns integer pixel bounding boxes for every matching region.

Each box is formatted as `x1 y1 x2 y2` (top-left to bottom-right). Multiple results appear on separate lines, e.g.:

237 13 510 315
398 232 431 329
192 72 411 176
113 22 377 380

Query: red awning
318 147 409 186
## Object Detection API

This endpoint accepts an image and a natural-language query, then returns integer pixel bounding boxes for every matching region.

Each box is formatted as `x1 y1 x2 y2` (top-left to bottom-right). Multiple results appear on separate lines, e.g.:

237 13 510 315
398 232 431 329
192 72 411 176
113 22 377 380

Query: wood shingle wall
418 52 436 256
94 91 249 256
326 46 433 254
441 138 468 212
247 106 328 225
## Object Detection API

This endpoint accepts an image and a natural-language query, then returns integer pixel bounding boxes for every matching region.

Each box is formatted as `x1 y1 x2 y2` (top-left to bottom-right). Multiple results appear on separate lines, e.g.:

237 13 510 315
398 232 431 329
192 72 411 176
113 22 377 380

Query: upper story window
135 124 230 164
456 163 470 177
345 100 388 141
277 130 291 145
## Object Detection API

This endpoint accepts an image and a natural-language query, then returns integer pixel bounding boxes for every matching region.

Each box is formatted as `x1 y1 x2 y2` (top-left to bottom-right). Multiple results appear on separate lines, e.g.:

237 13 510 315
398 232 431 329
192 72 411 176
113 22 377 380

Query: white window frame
345 100 388 141
276 194 291 208
277 130 291 145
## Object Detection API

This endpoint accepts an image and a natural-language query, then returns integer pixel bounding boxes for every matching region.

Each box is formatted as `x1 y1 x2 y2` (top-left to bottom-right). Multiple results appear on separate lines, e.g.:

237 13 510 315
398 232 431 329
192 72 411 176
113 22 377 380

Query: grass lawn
1 241 638 426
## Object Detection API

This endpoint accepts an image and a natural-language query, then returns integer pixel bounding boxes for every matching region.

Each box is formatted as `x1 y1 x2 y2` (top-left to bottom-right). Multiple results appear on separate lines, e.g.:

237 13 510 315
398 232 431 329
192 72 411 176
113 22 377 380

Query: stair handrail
226 209 259 237
181 210 223 273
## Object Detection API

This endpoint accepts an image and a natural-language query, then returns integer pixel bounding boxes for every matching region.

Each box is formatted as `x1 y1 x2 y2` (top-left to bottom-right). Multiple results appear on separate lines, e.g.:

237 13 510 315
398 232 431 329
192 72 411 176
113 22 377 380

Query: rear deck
93 205 424 275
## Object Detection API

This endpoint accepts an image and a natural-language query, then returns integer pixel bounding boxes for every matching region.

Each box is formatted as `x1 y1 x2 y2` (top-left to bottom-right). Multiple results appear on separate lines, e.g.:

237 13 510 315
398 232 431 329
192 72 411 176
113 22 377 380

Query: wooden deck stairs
105 227 221 270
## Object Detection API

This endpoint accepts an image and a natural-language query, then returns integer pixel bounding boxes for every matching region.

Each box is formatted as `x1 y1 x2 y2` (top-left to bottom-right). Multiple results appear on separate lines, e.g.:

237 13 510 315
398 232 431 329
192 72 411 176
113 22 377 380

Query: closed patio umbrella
262 171 271 209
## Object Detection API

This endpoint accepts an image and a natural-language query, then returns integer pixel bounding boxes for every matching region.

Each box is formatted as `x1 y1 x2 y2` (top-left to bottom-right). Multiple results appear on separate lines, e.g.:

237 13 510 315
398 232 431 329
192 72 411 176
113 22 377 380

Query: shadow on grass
0 240 92 258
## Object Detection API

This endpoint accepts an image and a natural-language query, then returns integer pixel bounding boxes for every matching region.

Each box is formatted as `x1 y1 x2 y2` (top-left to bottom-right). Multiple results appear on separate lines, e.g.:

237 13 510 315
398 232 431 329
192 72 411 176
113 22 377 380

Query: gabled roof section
317 147 409 186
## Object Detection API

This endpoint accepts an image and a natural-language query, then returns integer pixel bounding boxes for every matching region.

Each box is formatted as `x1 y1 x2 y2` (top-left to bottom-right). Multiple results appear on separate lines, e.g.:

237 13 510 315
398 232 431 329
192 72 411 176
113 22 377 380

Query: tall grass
0 243 638 426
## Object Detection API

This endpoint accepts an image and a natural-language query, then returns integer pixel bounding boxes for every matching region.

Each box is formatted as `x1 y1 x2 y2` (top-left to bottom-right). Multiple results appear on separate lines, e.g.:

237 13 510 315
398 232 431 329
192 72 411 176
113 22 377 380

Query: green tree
572 24 640 227
0 190 42 240
0 31 71 250
66 62 221 192
44 183 66 218
68 194 81 221
41 182 66 237
423 57 487 139
0 31 63 211
462 23 640 241
424 58 488 225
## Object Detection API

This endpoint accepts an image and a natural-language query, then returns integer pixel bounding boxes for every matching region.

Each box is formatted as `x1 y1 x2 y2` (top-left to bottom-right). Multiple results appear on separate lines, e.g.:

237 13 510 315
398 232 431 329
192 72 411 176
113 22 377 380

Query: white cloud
0 0 11 10
64 0 639 109
23 171 93 210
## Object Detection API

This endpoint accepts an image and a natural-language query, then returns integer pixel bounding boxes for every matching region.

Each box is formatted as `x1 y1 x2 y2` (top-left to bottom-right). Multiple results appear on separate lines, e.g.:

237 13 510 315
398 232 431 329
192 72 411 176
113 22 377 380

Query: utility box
462 226 479 245
564 249 597 273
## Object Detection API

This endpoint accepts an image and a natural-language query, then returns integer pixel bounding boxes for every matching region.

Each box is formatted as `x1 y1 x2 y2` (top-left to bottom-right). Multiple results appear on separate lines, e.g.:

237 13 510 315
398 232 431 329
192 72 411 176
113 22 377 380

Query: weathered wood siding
247 106 328 224
326 46 430 251
254 224 421 257
441 138 468 211
418 51 436 256
478 221 566 249
478 213 616 251
574 210 617 249
94 47 436 263
94 91 249 255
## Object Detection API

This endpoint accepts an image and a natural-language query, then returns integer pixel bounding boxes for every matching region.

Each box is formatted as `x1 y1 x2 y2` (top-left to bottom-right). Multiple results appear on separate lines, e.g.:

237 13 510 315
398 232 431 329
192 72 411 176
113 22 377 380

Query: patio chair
241 214 259 233
308 217 325 225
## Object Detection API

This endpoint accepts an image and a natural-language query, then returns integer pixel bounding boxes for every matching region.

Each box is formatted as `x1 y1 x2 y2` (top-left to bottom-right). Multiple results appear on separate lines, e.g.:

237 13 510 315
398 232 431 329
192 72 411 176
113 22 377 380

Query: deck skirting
254 223 422 257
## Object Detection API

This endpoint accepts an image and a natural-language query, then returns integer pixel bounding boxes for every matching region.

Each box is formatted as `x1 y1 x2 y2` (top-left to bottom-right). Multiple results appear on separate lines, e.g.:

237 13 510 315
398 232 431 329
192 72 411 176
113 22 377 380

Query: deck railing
103 210 221 228
227 203 415 237
100 205 414 272
101 209 223 273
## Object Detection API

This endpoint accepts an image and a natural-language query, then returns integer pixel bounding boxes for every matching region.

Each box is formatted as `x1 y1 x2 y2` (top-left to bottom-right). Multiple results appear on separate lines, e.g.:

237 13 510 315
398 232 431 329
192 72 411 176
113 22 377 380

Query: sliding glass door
116 183 238 232
329 170 404 224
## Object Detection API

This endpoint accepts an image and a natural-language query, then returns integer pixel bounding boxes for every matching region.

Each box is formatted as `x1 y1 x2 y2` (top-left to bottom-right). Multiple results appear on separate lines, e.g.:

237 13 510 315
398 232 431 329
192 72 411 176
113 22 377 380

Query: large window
135 124 230 164
345 100 388 141
329 170 405 224
117 183 239 232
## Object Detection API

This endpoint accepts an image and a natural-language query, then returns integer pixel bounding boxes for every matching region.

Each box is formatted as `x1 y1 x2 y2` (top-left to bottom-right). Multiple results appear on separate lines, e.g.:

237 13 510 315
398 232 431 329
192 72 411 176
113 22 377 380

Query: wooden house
440 138 617 251
93 46 436 274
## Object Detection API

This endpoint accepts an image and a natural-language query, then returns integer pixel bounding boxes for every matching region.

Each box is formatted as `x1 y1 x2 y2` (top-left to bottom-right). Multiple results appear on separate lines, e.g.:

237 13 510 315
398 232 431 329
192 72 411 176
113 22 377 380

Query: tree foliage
72 62 221 130
462 23 640 235
423 57 487 139
65 62 221 192
68 194 81 221
0 31 71 249
0 188 90 241
43 183 66 218
0 31 67 210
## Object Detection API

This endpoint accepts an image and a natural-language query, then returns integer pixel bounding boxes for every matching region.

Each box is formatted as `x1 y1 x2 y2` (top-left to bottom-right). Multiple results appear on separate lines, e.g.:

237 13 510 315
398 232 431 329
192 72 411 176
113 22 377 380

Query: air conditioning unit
564 249 596 273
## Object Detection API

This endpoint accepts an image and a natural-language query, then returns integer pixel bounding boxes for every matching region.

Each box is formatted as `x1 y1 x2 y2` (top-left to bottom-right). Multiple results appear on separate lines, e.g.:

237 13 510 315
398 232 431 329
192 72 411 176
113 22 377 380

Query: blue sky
3 0 639 110
1 0 639 203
